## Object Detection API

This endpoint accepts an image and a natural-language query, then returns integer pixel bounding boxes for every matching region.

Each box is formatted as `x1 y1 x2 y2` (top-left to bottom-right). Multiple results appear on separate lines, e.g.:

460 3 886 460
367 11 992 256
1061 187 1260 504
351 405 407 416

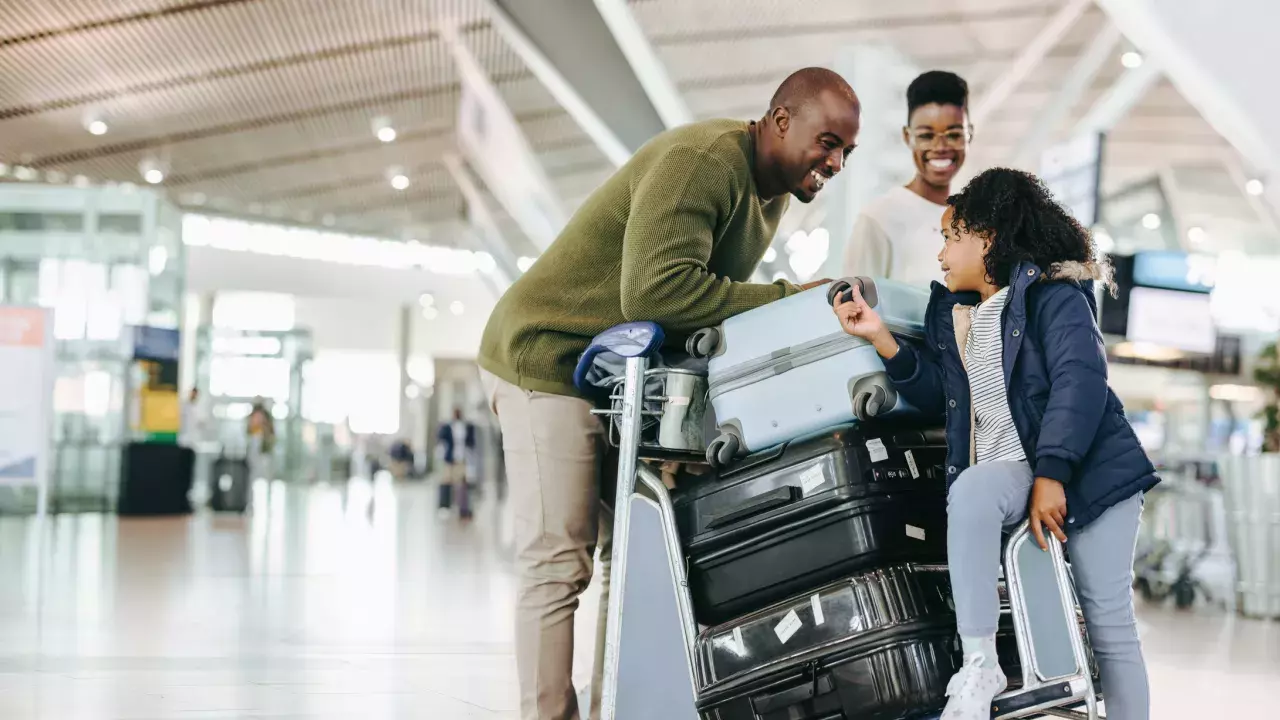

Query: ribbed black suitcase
673 423 948 624
694 565 1022 720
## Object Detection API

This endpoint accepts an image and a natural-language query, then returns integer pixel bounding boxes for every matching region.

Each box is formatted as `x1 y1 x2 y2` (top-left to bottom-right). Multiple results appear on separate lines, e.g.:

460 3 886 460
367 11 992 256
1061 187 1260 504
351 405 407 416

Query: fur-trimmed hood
1042 259 1112 286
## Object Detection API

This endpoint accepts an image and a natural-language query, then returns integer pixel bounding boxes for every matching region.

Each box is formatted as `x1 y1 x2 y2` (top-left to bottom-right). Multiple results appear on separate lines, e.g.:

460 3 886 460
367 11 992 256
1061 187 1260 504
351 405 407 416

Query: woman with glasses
841 70 972 287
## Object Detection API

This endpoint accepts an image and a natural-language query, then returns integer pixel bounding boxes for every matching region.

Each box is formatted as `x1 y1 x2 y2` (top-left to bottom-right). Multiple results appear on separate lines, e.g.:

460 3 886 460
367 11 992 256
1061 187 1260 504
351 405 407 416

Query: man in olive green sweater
478 67 861 720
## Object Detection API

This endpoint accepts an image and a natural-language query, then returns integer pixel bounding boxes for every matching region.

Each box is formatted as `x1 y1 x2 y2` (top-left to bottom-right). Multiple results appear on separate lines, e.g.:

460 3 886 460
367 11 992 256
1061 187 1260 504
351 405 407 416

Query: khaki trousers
482 371 612 720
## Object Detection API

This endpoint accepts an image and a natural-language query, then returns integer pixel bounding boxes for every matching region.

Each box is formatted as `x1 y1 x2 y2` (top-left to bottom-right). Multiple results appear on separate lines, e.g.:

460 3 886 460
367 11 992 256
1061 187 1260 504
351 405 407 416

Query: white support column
397 304 412 440
1009 23 1122 169
970 0 1093 127
818 45 917 280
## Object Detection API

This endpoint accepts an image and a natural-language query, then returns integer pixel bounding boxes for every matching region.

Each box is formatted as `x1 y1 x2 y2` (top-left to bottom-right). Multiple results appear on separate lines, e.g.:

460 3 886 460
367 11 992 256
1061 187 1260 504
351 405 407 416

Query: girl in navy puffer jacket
834 168 1156 720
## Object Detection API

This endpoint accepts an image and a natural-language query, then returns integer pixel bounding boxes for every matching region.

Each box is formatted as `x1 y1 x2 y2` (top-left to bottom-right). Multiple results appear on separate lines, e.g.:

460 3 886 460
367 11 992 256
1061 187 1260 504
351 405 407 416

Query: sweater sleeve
842 213 892 278
619 145 796 333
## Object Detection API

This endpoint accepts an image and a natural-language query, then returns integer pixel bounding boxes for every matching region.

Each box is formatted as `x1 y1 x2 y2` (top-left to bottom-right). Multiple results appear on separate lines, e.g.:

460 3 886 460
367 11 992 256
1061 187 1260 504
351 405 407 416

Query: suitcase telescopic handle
705 485 801 529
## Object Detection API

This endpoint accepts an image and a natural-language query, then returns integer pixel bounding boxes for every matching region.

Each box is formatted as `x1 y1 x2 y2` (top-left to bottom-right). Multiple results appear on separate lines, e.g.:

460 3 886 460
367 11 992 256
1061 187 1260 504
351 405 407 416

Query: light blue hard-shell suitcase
686 277 931 467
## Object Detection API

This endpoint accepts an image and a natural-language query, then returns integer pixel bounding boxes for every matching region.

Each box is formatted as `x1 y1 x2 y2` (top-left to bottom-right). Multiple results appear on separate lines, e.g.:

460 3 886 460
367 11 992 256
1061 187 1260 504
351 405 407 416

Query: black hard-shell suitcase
210 456 251 513
694 565 1023 720
673 423 948 624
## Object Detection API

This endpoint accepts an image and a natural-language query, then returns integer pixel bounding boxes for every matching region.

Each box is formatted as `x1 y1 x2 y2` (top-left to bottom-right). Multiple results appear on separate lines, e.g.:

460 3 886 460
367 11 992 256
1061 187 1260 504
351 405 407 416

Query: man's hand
800 278 834 290
833 283 898 359
1029 476 1068 551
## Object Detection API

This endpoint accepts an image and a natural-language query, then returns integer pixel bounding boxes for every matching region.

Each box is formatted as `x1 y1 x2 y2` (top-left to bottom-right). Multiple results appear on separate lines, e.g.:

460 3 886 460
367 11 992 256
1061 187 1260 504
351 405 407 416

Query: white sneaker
941 652 1007 719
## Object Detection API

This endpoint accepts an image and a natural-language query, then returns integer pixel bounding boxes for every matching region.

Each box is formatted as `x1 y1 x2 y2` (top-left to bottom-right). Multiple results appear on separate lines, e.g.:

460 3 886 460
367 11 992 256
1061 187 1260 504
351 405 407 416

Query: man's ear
771 106 791 137
901 126 911 148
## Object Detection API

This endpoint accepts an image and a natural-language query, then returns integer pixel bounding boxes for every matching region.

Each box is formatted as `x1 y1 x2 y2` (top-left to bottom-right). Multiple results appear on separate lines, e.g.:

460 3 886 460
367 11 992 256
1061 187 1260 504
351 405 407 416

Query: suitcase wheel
853 385 889 420
827 278 854 306
705 432 741 469
686 326 721 359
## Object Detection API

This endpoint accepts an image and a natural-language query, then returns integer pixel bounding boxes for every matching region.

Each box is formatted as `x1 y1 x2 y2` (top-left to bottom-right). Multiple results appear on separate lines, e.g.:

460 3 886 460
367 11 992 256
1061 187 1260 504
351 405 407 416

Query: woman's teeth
927 158 955 170
811 170 827 189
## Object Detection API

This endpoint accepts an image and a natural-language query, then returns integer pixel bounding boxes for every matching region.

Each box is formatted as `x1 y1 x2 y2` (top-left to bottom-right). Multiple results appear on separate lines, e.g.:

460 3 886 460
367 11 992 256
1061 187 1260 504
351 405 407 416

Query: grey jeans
948 461 1150 720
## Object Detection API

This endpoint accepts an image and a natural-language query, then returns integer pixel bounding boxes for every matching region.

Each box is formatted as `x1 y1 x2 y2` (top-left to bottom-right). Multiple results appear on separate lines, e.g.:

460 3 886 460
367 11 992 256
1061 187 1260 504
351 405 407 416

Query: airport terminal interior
1 0 1279 718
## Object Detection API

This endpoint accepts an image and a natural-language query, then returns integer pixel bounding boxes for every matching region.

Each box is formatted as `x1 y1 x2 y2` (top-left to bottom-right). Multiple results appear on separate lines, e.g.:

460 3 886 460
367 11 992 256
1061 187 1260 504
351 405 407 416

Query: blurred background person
437 408 475 520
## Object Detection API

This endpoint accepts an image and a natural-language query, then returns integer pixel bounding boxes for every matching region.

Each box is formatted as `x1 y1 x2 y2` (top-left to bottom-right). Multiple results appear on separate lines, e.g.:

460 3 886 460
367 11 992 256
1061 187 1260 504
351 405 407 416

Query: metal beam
591 0 691 129
970 0 1092 127
487 0 671 167
1074 61 1161 136
1010 22 1122 169
443 153 520 296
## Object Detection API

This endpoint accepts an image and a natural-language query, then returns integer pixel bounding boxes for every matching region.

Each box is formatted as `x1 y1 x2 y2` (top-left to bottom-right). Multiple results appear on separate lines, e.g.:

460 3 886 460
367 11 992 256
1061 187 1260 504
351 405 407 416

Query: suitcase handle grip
750 665 830 712
705 485 801 529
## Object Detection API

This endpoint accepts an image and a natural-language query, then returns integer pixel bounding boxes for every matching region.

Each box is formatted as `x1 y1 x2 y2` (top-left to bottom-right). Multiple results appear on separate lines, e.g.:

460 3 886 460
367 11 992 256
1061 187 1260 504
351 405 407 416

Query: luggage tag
865 438 889 463
798 465 826 496
810 594 825 626
774 609 803 644
904 450 920 479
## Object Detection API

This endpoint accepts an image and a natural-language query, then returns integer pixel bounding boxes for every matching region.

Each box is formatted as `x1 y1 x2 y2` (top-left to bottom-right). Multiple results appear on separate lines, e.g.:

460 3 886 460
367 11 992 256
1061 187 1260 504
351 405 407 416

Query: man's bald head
770 67 860 116
752 67 861 204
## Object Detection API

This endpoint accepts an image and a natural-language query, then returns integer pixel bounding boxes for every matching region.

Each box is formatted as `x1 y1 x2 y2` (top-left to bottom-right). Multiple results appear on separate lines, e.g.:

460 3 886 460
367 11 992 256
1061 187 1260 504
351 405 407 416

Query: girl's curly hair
947 167 1109 289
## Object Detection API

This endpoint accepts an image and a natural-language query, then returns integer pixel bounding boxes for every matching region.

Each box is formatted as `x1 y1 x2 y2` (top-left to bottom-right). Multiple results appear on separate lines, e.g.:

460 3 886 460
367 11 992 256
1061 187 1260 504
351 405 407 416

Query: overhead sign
1132 250 1215 294
447 24 566 252
0 306 54 510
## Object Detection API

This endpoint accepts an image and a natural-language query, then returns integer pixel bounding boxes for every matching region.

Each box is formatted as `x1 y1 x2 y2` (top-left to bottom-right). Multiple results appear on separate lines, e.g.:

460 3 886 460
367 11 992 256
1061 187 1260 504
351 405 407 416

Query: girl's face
938 206 990 293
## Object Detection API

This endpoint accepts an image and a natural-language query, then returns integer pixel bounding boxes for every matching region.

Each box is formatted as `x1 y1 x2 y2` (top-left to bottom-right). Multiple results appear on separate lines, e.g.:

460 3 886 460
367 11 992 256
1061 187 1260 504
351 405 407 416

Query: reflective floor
0 477 1275 719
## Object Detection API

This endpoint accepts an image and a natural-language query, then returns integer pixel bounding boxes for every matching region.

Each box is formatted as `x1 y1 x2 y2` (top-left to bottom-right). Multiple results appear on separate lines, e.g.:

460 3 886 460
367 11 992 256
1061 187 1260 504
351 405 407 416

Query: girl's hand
833 284 899 358
1029 476 1069 550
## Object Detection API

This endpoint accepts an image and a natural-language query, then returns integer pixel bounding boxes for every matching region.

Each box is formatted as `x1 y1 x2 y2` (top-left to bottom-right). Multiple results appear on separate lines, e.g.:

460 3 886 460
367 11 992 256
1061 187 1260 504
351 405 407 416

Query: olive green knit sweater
477 119 800 397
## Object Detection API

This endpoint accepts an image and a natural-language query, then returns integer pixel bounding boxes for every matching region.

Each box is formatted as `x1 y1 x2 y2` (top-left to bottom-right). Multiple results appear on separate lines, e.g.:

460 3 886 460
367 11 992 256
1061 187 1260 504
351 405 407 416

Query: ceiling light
1121 51 1144 69
13 166 37 181
0 163 8 177
87 120 108 136
1187 226 1207 245
450 300 465 316
373 116 397 143
391 175 410 190
763 247 778 263
405 385 421 400
1141 213 1161 230
418 293 435 308
72 175 90 188
422 306 439 320
139 157 165 185
1246 178 1265 196
1093 228 1115 254
517 256 536 272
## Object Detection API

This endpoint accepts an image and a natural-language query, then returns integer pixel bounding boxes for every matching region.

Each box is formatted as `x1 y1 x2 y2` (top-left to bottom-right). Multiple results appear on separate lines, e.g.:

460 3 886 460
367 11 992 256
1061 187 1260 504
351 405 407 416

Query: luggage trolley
577 320 1103 720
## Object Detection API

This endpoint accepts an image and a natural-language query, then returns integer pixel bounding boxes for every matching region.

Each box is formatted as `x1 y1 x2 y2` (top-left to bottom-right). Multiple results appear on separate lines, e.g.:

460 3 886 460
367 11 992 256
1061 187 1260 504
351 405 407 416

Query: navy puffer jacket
882 260 1160 531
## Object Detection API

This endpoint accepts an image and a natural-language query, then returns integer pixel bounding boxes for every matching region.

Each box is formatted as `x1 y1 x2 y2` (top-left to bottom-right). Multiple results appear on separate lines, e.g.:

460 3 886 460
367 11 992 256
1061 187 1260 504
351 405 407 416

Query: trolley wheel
1173 579 1196 610
686 327 721 359
706 432 741 469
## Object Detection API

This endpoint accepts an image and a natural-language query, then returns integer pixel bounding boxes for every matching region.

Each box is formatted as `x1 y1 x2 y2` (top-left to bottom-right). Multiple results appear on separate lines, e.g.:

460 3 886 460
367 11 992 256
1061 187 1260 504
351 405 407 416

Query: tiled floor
0 477 1275 719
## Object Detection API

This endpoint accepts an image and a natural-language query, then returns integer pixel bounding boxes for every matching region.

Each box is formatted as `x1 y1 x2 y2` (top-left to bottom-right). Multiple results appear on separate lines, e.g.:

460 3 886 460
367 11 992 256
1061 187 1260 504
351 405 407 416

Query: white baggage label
866 438 889 463
798 465 826 495
774 609 803 644
732 626 745 654
811 594 826 626
906 524 926 541
905 450 920 479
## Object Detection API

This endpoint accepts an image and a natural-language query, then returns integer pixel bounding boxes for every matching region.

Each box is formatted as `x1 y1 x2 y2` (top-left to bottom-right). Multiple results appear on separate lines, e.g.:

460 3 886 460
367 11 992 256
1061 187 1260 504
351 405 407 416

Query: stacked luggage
667 278 1095 719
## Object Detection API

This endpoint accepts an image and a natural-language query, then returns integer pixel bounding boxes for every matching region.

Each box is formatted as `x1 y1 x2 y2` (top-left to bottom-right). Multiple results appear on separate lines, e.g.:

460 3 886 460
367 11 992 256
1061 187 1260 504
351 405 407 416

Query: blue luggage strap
573 321 666 392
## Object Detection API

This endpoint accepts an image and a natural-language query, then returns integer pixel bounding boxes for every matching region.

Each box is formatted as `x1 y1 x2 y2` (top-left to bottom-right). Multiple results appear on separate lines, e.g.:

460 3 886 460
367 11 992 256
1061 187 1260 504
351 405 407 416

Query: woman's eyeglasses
909 129 971 149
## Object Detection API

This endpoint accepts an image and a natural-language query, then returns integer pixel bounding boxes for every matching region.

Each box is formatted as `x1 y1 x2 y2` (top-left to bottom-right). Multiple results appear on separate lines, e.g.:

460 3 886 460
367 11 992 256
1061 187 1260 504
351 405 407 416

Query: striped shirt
966 287 1027 464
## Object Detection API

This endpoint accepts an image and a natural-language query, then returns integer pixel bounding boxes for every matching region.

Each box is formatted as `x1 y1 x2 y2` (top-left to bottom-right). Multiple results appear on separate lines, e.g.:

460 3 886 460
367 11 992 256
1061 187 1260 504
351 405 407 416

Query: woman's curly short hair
946 167 1106 288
